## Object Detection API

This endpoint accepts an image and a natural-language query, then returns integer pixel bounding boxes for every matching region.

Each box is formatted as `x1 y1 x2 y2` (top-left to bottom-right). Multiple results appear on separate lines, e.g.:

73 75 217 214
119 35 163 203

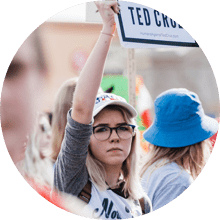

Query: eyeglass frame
92 124 136 141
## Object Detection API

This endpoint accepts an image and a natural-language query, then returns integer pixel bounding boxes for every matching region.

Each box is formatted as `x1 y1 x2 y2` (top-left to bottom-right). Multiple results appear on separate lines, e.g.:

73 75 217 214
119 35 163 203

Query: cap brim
93 100 137 118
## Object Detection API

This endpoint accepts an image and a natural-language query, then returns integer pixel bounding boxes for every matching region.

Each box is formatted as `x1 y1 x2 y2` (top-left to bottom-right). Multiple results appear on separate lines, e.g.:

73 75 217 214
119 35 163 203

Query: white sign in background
115 1 199 48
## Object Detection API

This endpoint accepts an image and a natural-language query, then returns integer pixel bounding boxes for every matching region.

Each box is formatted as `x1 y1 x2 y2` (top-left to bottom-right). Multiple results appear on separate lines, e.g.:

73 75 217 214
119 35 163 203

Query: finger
106 1 118 7
95 1 119 14
111 4 120 14
94 1 100 6
101 1 119 14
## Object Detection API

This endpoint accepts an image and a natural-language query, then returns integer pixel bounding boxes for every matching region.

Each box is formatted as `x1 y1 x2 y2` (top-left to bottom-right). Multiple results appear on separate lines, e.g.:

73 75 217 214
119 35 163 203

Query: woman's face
89 108 133 170
35 114 51 159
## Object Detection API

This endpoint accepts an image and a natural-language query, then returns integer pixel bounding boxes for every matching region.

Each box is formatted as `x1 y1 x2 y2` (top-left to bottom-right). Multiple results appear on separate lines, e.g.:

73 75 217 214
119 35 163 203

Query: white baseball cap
93 93 137 117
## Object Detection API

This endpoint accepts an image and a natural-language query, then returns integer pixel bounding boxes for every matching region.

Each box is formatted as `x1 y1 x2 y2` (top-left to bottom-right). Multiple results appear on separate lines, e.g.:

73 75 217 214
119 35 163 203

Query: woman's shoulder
142 162 193 188
163 162 192 184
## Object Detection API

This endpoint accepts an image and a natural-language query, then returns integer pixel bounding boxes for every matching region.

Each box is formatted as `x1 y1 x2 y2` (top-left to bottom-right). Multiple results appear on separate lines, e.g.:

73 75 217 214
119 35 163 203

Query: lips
107 148 122 152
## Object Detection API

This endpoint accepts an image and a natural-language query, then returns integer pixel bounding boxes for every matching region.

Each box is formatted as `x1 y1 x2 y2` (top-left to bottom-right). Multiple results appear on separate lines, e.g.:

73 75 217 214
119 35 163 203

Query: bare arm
71 1 119 124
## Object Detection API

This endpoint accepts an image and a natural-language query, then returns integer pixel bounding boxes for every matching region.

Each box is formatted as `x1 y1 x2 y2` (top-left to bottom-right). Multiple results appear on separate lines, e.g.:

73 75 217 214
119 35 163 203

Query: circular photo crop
1 1 219 220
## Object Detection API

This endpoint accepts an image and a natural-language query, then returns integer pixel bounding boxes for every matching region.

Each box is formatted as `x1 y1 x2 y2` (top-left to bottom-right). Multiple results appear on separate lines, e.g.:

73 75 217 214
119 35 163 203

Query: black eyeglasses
93 124 136 141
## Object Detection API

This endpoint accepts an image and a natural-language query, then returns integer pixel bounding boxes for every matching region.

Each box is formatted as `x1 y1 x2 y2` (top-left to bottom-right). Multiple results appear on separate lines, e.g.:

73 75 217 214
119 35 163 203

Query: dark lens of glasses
117 125 134 139
93 126 110 140
93 125 135 141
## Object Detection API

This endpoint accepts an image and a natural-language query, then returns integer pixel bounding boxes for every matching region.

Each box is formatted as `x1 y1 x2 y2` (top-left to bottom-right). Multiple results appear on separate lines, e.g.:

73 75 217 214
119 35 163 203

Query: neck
104 165 122 188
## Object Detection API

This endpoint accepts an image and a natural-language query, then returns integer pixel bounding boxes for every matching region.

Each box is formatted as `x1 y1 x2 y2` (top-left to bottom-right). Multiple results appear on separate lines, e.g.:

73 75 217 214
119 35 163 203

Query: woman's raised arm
71 1 119 124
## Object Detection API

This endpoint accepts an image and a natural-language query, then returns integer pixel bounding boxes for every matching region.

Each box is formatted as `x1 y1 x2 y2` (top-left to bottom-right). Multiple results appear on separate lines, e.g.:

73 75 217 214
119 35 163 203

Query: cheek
89 135 96 151
89 136 98 153
122 139 133 158
89 136 105 160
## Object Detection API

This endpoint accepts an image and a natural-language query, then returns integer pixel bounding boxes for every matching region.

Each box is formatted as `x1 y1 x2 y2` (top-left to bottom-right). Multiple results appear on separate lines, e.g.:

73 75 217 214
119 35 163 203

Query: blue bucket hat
143 88 218 148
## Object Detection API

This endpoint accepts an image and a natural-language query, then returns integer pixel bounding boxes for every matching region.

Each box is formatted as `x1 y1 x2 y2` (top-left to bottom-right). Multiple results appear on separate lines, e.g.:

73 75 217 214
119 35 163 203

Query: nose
46 131 52 140
109 128 120 142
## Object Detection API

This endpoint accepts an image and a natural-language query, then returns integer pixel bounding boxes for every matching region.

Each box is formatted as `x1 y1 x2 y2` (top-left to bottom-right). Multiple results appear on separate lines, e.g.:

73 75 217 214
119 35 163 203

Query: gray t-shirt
141 161 193 211
54 109 92 196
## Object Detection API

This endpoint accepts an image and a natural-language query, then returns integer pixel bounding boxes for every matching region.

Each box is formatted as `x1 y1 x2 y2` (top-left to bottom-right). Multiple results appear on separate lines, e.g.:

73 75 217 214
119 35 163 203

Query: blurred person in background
1 29 46 166
50 78 78 163
140 88 218 211
37 112 52 159
17 112 71 211
17 112 54 198
1 28 81 213
21 116 88 214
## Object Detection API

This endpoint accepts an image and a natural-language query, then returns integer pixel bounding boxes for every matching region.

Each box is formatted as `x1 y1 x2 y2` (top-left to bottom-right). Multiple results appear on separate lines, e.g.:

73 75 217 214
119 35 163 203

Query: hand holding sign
95 0 120 35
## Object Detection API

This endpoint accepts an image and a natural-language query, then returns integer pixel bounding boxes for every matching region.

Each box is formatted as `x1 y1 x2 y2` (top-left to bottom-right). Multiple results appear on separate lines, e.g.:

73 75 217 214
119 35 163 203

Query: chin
104 157 126 167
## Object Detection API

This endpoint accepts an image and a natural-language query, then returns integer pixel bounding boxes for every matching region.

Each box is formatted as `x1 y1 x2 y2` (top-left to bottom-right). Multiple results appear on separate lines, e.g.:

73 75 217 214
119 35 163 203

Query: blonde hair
140 139 211 180
50 78 78 161
86 105 146 200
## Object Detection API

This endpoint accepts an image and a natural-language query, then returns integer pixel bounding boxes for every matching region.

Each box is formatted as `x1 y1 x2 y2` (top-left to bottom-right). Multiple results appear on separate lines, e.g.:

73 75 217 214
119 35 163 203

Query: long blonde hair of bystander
50 78 78 162
140 139 211 180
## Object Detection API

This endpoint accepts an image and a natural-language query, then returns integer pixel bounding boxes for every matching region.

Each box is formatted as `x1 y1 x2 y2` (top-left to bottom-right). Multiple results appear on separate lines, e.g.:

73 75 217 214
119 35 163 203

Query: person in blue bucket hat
140 88 218 211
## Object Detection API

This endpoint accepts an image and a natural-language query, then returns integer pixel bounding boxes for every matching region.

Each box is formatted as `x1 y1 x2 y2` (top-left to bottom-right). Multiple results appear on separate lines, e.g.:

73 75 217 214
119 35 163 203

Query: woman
53 1 151 218
140 88 218 211
18 112 84 214
50 77 78 162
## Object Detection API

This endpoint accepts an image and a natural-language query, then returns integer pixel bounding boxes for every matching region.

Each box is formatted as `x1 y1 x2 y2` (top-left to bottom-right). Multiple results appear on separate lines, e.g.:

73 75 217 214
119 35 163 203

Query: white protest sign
115 1 199 48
